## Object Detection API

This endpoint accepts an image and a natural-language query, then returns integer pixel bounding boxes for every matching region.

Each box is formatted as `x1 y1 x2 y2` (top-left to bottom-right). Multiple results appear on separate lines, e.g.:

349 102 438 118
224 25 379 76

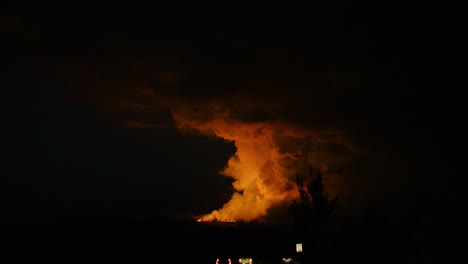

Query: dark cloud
5 2 465 230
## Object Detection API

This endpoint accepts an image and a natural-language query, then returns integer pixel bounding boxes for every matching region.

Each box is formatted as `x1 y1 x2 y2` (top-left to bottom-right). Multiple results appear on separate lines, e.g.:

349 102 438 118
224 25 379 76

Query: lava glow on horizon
172 108 328 223
196 218 236 223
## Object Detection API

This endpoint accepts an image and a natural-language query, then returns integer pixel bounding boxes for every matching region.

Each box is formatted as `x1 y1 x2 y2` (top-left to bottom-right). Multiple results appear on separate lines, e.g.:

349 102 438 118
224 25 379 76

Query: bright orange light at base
196 218 236 223
196 214 236 223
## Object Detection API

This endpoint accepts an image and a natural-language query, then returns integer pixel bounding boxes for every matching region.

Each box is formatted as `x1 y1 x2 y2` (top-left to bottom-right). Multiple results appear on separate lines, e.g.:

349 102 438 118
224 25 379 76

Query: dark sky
4 2 465 233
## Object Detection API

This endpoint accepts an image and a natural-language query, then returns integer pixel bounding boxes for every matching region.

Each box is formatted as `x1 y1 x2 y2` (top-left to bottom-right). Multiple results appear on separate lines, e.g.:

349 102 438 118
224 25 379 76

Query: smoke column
171 108 330 222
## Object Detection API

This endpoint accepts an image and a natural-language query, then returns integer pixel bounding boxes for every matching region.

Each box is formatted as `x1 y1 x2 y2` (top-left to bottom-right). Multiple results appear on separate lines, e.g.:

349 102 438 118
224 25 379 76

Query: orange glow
171 105 347 222
172 109 320 222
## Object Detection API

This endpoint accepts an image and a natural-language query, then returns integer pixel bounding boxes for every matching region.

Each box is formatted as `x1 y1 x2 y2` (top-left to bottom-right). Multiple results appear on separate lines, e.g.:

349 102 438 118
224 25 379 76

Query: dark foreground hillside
3 213 466 263
4 218 298 263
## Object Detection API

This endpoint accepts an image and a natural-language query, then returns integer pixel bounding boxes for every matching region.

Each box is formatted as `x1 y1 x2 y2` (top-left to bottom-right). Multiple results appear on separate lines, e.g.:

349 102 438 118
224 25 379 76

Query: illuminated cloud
171 102 355 222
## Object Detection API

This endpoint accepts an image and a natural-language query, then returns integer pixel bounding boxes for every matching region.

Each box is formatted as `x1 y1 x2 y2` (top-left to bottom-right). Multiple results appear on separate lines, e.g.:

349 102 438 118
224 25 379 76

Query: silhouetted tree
288 167 338 238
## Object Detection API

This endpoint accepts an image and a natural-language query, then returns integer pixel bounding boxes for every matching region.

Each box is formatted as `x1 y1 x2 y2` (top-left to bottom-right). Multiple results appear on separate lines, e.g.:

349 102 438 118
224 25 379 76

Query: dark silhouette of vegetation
287 166 338 263
288 167 338 237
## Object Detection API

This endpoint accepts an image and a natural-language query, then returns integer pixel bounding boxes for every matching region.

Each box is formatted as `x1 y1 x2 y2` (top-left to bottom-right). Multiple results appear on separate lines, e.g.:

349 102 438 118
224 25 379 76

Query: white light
296 243 303 252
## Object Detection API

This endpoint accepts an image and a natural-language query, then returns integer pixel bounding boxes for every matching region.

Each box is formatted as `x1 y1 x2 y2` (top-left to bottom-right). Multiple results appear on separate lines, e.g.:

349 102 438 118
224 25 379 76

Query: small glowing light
239 258 253 264
296 243 303 252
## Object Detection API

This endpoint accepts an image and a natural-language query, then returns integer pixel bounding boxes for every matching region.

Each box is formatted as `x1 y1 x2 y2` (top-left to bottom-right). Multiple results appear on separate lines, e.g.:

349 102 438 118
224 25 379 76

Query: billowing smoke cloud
171 102 354 222
26 54 361 222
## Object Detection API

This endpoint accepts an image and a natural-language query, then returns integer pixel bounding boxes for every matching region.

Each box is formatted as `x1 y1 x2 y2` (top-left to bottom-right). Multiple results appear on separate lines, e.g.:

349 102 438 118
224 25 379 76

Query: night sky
4 2 466 262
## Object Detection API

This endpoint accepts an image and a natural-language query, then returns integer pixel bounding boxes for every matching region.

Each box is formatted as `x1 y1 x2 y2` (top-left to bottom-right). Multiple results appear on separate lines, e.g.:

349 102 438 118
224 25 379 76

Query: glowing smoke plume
171 109 326 222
